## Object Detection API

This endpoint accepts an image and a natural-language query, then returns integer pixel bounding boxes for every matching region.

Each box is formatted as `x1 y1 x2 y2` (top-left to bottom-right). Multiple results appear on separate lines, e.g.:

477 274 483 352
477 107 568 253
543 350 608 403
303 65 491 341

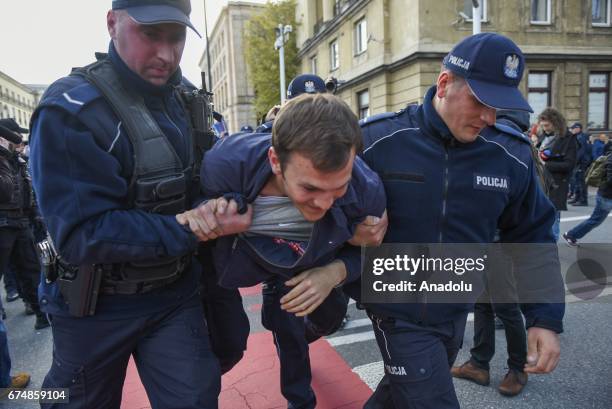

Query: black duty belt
99 255 191 295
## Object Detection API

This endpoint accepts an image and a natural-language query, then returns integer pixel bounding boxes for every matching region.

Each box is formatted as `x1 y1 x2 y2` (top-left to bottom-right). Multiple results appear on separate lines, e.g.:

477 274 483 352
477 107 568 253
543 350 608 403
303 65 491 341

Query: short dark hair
272 93 363 172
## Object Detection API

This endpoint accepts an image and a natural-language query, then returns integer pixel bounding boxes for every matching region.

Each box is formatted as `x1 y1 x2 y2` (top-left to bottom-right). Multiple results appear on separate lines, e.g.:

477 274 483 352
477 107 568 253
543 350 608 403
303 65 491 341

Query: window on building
330 39 339 70
527 71 552 123
462 0 487 21
531 0 552 24
310 55 318 75
333 0 341 17
354 18 368 55
357 90 370 120
588 72 609 130
593 0 611 25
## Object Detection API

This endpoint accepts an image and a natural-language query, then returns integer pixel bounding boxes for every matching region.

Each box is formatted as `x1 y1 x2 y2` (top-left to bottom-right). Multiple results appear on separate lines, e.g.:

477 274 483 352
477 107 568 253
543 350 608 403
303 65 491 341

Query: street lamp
274 24 292 105
472 0 481 34
203 0 212 89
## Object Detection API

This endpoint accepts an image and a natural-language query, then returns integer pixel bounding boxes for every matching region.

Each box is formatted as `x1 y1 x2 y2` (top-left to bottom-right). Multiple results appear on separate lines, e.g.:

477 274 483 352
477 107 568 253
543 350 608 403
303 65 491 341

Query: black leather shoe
6 290 20 302
34 314 50 330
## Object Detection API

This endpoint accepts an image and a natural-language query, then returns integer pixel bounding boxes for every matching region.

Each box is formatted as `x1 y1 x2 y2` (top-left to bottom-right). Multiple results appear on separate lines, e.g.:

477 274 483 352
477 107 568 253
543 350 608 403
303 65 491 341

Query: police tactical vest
68 56 196 287
72 55 194 215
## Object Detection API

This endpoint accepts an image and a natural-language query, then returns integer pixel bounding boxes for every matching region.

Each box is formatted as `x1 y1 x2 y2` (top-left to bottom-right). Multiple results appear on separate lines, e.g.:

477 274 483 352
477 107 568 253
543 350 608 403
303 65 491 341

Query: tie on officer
352 33 564 409
29 1 250 408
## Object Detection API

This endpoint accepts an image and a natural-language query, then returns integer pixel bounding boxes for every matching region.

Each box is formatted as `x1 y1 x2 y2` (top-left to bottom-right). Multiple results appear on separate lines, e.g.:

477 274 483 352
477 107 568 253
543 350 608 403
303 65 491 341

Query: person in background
537 108 577 241
0 121 31 398
591 133 608 160
568 122 591 206
563 152 612 246
0 118 49 330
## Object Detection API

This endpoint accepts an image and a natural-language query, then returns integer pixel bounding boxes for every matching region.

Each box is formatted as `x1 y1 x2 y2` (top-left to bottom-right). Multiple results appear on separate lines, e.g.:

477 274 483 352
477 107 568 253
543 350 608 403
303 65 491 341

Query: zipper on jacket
439 142 450 243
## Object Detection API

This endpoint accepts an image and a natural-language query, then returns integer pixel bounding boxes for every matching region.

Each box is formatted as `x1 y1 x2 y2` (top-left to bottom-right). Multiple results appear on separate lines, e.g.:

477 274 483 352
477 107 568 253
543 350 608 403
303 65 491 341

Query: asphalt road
1 188 610 408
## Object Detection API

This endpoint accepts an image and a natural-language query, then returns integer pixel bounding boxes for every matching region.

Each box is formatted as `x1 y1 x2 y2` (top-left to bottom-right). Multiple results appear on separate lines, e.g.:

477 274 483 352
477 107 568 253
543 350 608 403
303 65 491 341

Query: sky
0 0 268 88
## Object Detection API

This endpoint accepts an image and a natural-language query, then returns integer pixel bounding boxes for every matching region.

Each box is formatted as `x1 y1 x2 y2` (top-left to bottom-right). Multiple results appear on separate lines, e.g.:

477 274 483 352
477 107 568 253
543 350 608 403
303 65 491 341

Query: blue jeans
567 193 612 240
0 320 11 388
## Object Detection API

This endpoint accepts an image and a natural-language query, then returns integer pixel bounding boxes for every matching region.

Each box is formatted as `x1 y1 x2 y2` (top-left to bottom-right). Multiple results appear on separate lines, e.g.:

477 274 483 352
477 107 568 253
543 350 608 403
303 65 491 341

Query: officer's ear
436 71 452 98
107 10 119 39
268 147 282 176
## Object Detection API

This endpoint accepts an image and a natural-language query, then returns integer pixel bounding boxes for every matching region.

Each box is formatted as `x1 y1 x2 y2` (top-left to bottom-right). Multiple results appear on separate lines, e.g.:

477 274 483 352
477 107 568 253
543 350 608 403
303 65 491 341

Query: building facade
296 0 612 132
0 71 44 135
200 1 264 133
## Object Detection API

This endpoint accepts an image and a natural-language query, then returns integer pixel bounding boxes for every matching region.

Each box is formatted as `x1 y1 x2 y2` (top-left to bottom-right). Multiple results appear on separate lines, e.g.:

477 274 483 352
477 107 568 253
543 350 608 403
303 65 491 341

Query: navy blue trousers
42 294 220 409
364 312 467 409
0 226 41 315
261 277 348 409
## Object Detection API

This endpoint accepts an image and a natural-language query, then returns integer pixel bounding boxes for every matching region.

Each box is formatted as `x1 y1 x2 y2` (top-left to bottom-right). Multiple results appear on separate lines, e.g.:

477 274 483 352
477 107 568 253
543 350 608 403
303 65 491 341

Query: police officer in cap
30 1 250 407
353 33 564 408
0 118 49 330
255 73 327 133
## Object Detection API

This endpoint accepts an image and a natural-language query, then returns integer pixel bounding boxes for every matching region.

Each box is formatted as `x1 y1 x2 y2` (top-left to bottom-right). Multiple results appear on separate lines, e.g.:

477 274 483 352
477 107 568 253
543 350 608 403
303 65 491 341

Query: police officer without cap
29 1 250 407
0 118 49 330
354 33 564 408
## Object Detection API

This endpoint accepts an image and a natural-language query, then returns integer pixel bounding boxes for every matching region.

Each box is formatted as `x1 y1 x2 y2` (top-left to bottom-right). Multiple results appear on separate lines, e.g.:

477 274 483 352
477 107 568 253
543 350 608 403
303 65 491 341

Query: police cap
112 0 200 37
286 74 326 100
443 33 532 113
0 118 27 144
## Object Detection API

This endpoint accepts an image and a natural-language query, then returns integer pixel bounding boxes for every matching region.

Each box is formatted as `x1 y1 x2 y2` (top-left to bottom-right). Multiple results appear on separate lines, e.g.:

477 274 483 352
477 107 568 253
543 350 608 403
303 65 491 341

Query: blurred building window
310 55 318 75
528 71 552 123
588 72 609 130
354 18 368 55
531 0 552 24
357 89 370 120
330 39 340 70
463 0 488 21
592 0 611 26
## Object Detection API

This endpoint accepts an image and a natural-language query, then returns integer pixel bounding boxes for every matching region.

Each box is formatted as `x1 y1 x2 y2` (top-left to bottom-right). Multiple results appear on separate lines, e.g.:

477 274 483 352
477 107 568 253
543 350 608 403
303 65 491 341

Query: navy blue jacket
352 86 564 333
575 132 592 168
200 132 386 288
29 43 200 317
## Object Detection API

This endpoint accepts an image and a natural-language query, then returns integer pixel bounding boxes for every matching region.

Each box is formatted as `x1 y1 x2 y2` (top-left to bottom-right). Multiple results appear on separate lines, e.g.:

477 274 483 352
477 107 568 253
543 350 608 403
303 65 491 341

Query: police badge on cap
304 81 316 93
504 54 520 79
286 74 327 100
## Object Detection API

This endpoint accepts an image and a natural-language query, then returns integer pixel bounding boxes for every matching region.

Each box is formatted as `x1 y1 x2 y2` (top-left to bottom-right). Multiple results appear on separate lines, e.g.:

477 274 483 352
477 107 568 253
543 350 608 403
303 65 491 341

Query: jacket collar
108 41 181 99
418 86 454 143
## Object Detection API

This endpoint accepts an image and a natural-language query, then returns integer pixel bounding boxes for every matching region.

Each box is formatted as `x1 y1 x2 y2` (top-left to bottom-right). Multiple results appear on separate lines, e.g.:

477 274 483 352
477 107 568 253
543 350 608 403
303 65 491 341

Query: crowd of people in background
528 109 612 245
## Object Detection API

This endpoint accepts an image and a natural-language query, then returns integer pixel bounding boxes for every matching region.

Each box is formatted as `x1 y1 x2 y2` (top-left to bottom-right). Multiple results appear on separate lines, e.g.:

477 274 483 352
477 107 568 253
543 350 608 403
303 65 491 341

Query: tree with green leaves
244 0 299 121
